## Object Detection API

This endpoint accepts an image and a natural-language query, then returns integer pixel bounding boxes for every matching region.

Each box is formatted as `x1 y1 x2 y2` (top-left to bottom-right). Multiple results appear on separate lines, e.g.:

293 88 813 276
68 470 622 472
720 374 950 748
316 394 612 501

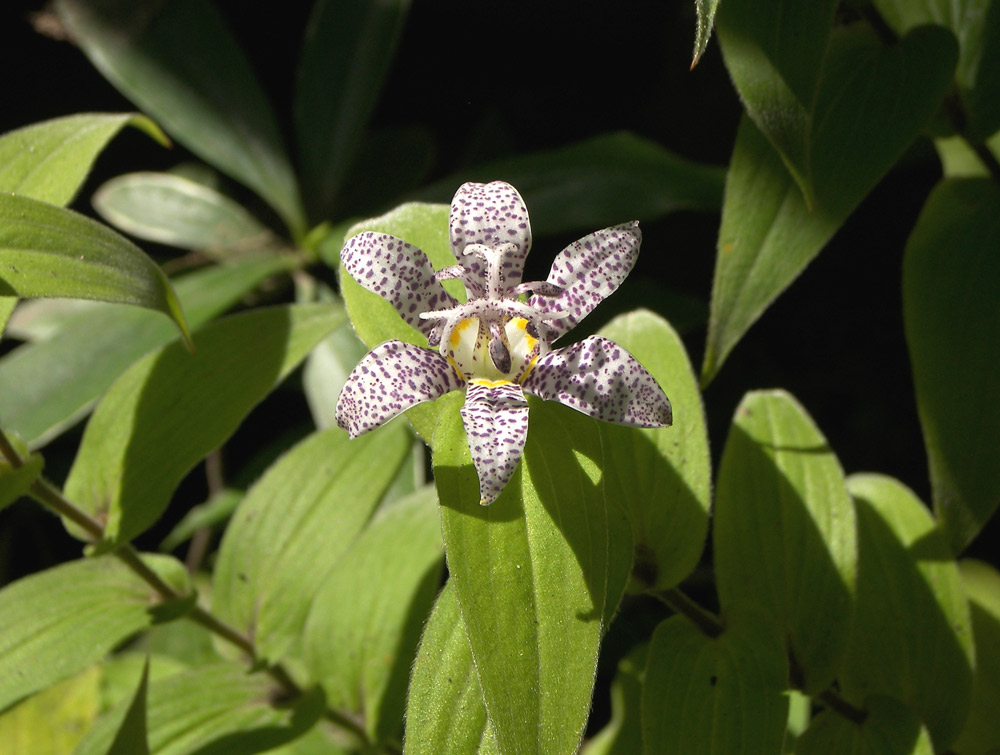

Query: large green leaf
294 0 411 219
0 666 100 755
713 390 856 693
340 202 461 442
93 172 274 255
0 296 13 337
404 583 497 755
433 397 633 754
703 26 957 382
953 559 1000 754
55 0 305 237
63 303 345 546
0 254 293 449
106 659 151 755
0 554 189 713
0 112 166 207
840 474 974 749
303 487 443 745
596 310 710 592
797 695 934 755
903 178 1000 553
0 193 189 345
641 606 789 754
874 0 1000 139
415 132 725 236
73 664 324 755
212 422 409 665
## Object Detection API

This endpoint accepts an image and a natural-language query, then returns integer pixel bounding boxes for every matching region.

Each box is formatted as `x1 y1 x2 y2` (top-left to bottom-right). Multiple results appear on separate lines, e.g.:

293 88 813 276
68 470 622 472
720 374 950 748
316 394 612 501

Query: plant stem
817 688 868 725
1 433 383 750
653 587 724 638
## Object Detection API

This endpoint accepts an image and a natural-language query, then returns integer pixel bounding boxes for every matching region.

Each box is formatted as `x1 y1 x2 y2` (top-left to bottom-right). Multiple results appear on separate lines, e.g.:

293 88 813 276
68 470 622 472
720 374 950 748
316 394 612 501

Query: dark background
2 1 994 590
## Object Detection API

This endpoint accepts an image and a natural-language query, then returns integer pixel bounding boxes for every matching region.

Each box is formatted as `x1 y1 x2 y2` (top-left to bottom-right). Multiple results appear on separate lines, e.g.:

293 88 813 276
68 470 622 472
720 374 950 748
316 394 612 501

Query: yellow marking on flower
450 317 475 347
470 378 514 388
517 356 539 384
446 355 466 382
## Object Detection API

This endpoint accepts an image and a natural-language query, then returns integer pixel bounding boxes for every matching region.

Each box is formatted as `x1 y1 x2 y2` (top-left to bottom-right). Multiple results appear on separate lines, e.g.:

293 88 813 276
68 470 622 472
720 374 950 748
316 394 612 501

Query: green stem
818 688 868 725
652 587 724 638
1 433 383 750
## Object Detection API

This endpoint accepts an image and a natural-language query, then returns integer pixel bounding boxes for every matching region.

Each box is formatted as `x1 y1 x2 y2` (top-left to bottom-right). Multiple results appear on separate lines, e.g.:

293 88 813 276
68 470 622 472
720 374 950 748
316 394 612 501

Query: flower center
446 316 539 383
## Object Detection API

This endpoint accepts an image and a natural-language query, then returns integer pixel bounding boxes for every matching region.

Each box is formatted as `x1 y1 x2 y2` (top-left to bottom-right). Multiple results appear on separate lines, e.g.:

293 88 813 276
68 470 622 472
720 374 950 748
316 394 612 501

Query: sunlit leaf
934 132 1000 178
105 658 150 755
0 554 188 713
295 0 411 219
952 559 1000 754
404 583 497 754
0 193 189 346
840 474 974 749
0 296 14 337
93 172 275 255
303 487 443 745
433 398 633 754
692 0 721 68
213 422 410 665
73 664 324 755
0 666 100 755
903 178 1000 553
55 0 306 236
0 112 166 207
0 255 293 449
597 310 710 592
63 304 345 546
641 606 789 754
797 695 934 755
713 389 856 693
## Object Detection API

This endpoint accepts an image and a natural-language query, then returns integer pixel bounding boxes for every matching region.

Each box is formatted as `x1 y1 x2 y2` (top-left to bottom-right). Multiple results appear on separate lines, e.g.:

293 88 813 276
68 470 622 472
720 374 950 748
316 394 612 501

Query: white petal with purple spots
521 335 672 427
449 181 532 292
460 381 530 505
336 340 465 438
341 231 457 338
529 221 641 341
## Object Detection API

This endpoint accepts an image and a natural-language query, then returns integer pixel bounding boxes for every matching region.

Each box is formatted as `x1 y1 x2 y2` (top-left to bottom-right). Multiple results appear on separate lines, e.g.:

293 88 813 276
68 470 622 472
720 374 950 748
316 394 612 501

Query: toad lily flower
336 181 672 504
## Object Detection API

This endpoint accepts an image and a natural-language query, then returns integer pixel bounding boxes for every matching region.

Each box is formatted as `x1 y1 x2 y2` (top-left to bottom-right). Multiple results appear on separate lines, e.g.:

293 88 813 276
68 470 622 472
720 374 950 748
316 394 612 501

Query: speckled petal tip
341 231 457 338
529 221 641 341
522 335 671 427
460 380 530 505
449 181 532 291
336 340 464 438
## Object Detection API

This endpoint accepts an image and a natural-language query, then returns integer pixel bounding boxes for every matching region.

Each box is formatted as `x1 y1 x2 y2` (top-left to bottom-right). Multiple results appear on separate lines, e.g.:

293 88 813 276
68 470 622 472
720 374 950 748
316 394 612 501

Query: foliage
1 0 999 753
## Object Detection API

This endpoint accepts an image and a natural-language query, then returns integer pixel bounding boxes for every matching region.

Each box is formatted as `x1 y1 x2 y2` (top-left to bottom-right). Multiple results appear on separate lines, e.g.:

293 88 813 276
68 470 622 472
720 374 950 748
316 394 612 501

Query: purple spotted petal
522 335 671 427
460 381 530 505
529 221 641 341
341 231 458 338
336 340 464 438
449 181 532 291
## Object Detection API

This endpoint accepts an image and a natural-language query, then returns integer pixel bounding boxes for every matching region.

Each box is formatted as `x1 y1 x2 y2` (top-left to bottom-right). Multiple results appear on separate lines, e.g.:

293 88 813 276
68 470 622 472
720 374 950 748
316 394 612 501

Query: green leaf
0 666 100 755
433 398 633 754
106 658 150 755
840 474 974 749
212 421 409 665
302 313 368 430
934 131 1000 177
797 695 934 755
0 112 166 207
704 24 958 382
692 0 721 68
55 0 306 237
340 202 460 442
641 606 789 754
873 0 1000 139
903 178 1000 553
0 554 188 713
294 0 411 219
0 296 14 337
0 193 190 346
0 254 293 449
63 303 345 546
93 172 274 255
303 486 444 744
404 582 497 755
0 432 43 513
597 310 710 592
73 664 324 755
713 389 856 693
583 644 647 755
953 559 1000 754
158 488 242 552
415 132 725 236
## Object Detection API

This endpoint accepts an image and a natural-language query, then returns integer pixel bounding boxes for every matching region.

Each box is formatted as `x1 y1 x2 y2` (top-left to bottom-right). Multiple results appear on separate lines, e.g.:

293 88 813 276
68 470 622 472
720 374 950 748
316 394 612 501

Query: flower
336 181 672 504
